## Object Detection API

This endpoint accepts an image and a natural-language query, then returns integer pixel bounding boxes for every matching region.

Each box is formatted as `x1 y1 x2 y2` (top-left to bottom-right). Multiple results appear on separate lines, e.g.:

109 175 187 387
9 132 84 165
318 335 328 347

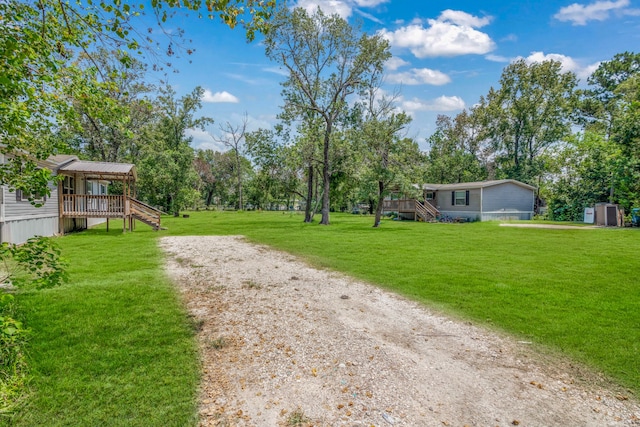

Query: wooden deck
60 195 162 230
382 199 440 222
62 195 125 218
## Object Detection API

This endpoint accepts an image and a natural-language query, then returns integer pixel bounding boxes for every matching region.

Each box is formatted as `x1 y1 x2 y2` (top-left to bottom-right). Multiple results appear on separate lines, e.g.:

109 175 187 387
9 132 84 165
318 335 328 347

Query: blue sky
154 0 640 151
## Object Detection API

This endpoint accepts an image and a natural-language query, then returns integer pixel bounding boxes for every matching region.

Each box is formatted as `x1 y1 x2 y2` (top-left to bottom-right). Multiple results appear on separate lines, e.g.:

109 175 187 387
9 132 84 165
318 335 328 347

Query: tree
245 128 303 210
264 6 391 225
355 85 418 227
213 114 249 210
425 112 487 184
0 0 275 200
545 132 623 220
577 51 640 138
63 48 155 163
137 85 212 214
475 59 577 184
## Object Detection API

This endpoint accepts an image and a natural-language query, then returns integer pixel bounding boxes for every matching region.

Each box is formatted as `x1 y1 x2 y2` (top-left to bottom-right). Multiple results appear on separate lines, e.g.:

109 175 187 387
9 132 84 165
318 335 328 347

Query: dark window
452 190 470 206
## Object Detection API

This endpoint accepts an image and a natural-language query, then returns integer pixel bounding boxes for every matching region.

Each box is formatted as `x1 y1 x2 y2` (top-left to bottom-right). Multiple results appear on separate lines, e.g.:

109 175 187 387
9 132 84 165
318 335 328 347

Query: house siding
1 216 59 244
481 183 534 220
434 188 482 221
1 183 60 244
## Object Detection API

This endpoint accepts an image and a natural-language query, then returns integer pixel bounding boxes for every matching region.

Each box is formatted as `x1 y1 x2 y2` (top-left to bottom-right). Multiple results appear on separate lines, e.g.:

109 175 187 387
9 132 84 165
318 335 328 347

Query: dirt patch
160 235 639 426
499 223 597 230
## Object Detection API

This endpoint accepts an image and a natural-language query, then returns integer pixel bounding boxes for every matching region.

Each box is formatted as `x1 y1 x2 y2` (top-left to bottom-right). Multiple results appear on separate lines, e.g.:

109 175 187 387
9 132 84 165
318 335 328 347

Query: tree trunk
235 154 243 210
320 124 331 225
373 180 384 227
304 162 314 222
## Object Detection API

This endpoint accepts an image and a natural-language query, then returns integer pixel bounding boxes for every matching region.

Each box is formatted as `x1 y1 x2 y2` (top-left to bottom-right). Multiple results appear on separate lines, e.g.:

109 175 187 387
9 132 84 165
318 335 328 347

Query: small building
594 203 621 226
0 154 162 244
383 179 537 222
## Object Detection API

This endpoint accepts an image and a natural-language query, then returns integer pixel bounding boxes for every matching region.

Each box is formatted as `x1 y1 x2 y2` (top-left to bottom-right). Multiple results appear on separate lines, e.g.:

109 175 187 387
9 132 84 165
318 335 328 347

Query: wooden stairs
130 198 163 230
415 200 440 222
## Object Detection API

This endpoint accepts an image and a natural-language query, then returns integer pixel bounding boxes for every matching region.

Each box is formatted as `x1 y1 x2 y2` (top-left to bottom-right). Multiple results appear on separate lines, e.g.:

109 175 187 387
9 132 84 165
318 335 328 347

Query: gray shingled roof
418 179 536 191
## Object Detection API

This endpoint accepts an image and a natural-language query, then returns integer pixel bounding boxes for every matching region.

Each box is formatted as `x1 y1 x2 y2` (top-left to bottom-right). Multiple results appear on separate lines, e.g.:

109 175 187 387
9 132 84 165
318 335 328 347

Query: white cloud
353 8 384 24
485 54 510 63
379 10 495 58
293 0 388 19
202 90 240 103
387 68 451 86
263 66 289 77
521 51 600 80
554 0 631 25
186 129 227 151
353 0 388 6
437 9 492 27
385 56 410 71
293 0 353 18
401 95 465 113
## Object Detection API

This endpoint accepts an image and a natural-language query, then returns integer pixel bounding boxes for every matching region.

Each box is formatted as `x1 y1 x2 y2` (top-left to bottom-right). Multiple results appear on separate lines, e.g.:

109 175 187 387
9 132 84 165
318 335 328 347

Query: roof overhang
420 179 536 192
57 160 137 182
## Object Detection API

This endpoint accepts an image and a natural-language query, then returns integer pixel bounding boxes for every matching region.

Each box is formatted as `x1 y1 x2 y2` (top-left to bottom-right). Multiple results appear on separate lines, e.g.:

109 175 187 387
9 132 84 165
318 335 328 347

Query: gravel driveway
160 235 639 427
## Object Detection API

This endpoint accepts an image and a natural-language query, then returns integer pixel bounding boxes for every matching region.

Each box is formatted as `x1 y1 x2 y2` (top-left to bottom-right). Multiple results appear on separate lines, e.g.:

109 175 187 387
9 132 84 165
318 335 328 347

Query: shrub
0 294 28 416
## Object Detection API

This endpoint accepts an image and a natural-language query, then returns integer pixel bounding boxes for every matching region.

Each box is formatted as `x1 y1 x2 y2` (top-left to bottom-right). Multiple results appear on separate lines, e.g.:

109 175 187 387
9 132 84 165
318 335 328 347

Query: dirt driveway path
160 235 639 427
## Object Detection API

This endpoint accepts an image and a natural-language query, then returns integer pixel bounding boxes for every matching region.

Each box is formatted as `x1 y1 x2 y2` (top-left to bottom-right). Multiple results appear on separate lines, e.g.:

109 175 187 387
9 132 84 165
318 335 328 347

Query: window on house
425 191 434 200
16 189 46 203
63 176 75 195
452 190 469 206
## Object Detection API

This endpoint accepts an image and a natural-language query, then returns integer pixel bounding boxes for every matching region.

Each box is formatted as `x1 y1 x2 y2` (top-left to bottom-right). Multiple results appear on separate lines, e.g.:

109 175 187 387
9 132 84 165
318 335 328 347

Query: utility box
594 203 620 226
632 208 640 227
584 207 595 224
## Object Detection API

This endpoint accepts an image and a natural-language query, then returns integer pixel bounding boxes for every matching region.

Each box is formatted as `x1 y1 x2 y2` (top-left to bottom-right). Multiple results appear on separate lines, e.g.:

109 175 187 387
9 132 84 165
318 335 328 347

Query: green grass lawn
8 210 639 426
8 228 199 427
164 211 640 395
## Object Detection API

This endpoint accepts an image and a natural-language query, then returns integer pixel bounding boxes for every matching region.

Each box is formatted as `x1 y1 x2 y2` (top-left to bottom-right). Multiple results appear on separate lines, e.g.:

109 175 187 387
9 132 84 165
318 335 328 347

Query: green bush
0 294 28 416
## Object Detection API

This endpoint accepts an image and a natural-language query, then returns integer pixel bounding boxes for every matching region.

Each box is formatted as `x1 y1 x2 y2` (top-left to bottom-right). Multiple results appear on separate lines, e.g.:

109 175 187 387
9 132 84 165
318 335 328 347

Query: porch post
58 179 64 236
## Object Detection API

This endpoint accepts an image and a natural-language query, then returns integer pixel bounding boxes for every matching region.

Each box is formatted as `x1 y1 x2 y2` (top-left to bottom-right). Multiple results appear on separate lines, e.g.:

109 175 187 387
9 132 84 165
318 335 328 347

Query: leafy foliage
264 6 391 224
0 294 28 416
475 59 577 184
0 238 68 291
137 86 212 214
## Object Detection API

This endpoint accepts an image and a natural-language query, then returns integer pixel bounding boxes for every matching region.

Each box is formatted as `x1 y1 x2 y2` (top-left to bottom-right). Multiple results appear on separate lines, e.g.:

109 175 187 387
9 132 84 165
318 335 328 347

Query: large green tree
545 132 624 220
137 86 212 214
355 86 419 227
63 49 155 163
425 112 487 184
475 59 577 184
577 51 640 138
1 0 274 199
264 6 391 225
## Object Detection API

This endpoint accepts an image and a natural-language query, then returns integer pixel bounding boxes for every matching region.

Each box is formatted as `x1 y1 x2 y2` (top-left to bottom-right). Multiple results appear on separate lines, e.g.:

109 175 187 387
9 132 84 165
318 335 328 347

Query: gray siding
1 184 59 243
432 188 482 221
434 188 481 212
1 216 59 244
3 183 59 219
482 183 534 213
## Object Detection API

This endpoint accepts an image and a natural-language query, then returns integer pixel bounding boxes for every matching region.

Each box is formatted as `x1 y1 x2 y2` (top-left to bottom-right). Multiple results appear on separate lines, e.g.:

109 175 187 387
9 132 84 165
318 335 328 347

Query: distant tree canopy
427 52 640 221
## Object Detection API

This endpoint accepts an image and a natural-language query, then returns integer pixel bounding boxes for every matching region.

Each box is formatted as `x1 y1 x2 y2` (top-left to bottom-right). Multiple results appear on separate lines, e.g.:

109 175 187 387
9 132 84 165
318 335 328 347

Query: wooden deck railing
62 195 125 217
382 199 417 212
383 198 441 221
130 198 163 229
